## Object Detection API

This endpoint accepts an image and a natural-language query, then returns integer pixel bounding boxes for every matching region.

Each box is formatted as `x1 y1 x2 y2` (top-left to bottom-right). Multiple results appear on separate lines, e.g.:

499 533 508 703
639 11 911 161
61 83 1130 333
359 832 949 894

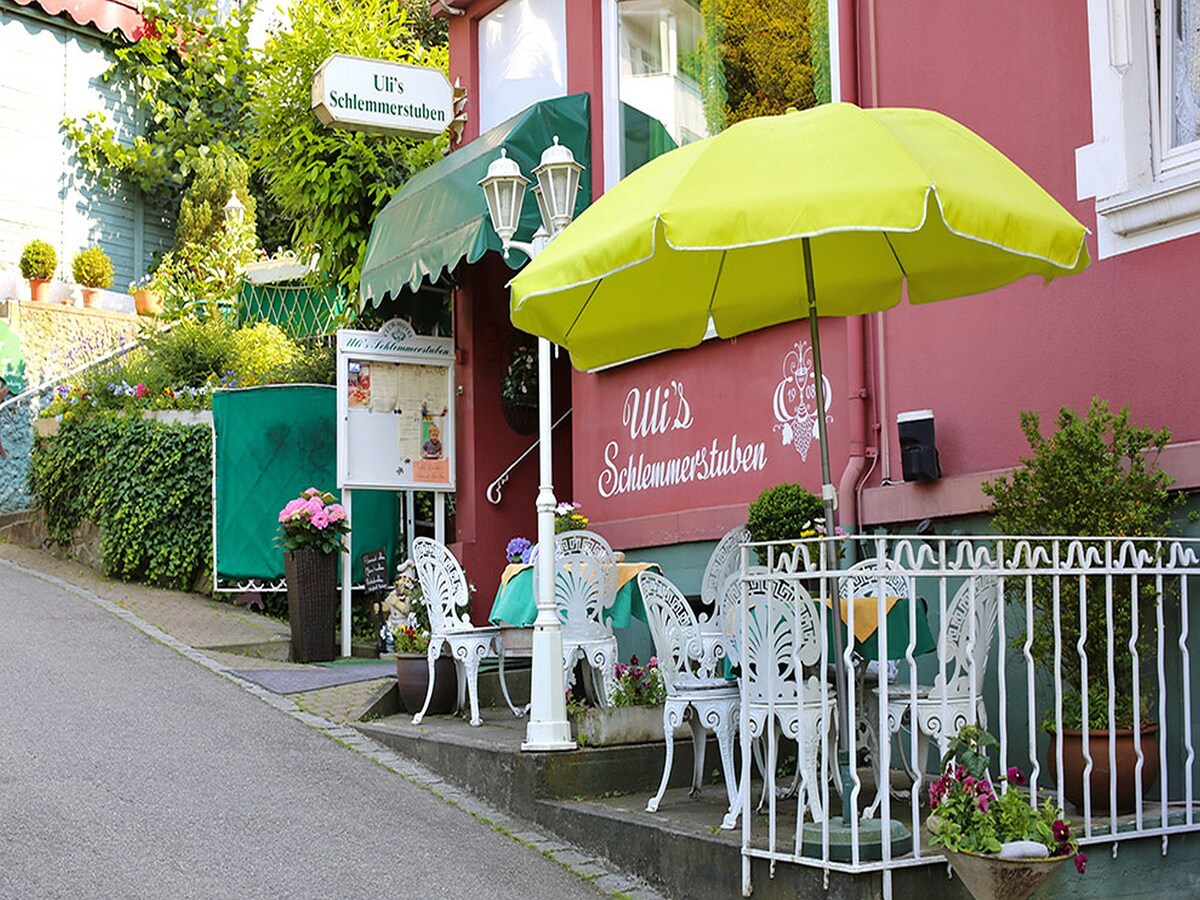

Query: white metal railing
485 408 571 504
734 534 1200 897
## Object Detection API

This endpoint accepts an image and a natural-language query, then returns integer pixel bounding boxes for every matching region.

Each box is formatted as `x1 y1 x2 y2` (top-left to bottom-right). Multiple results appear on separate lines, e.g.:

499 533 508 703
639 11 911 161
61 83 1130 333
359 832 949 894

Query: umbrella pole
802 237 854 826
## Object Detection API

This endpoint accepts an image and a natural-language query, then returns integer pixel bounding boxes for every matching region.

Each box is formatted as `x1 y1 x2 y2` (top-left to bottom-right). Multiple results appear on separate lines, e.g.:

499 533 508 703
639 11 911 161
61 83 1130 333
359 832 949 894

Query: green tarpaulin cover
212 385 399 585
359 93 592 306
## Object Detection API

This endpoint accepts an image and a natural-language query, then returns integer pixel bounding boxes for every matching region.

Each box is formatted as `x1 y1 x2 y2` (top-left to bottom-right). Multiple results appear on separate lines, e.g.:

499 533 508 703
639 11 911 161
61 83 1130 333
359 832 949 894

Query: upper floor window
477 0 567 133
1077 0 1200 256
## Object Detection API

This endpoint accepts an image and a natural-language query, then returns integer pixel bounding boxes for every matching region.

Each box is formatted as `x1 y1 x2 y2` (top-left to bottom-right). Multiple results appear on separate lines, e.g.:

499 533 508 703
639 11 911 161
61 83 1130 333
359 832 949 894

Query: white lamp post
223 190 246 223
480 137 583 752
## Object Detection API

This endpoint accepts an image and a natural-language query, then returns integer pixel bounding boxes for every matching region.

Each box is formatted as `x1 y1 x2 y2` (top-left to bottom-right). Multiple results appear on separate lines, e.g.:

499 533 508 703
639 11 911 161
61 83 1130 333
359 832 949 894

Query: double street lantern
479 136 583 752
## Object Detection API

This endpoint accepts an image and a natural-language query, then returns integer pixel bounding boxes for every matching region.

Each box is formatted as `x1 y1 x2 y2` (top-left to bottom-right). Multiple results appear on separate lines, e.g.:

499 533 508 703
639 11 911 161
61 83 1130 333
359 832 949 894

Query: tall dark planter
395 654 457 715
284 548 338 663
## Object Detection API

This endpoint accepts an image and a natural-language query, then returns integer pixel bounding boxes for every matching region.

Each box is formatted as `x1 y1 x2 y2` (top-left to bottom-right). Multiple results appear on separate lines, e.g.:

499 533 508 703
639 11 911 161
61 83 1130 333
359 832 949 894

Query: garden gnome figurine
377 560 418 634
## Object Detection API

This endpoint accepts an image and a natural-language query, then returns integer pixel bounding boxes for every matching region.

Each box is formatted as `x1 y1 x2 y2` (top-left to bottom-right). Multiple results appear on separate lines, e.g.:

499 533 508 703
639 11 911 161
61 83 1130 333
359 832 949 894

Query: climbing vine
29 417 213 590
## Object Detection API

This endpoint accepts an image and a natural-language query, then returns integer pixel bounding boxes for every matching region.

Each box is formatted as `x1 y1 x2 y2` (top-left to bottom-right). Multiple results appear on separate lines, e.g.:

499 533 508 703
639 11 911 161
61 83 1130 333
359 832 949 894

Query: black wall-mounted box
897 409 941 482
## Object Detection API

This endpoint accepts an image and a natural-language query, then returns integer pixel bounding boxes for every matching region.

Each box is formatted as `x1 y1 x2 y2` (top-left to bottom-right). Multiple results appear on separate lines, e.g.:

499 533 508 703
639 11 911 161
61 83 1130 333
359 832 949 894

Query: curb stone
0 555 668 900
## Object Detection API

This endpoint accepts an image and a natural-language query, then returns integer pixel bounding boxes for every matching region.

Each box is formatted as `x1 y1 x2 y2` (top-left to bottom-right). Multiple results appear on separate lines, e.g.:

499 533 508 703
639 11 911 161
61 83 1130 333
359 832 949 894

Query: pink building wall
440 0 1200 555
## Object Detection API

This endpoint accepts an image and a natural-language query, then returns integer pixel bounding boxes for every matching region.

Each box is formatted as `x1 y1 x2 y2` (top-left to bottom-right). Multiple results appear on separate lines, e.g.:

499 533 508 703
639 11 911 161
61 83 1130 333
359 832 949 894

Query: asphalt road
0 562 605 900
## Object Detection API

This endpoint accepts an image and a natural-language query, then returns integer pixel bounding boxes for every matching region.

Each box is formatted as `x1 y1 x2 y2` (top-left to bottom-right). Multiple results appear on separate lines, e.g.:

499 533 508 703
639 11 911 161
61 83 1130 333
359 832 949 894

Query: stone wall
0 302 143 514
14 301 142 386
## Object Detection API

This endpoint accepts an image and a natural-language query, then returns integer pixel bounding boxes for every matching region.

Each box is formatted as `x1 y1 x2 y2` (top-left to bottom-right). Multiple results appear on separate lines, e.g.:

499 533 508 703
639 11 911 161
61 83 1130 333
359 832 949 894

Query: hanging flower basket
500 336 538 434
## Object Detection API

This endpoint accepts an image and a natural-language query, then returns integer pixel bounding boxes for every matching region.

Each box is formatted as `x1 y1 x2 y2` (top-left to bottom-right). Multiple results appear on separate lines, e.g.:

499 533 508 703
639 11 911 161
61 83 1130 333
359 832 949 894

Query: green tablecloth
827 596 936 660
488 563 654 628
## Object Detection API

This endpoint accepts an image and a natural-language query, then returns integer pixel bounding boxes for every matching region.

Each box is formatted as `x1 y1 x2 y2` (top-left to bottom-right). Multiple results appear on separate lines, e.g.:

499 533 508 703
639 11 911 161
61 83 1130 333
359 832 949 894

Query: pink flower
134 383 148 398
1074 851 1087 874
1006 766 1027 786
977 794 990 813
963 776 976 792
278 498 311 522
310 509 331 530
302 487 322 499
648 656 658 667
325 503 346 522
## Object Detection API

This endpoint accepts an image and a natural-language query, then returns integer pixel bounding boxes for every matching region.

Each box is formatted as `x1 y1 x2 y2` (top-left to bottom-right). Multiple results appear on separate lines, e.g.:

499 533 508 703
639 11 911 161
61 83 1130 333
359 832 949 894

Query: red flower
1074 851 1087 874
977 794 990 813
1006 766 1027 786
1053 819 1071 844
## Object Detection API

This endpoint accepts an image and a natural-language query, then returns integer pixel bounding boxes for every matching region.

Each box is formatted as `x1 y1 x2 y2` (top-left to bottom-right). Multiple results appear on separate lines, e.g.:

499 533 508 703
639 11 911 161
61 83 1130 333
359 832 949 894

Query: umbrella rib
883 233 908 279
705 250 728 320
563 279 602 342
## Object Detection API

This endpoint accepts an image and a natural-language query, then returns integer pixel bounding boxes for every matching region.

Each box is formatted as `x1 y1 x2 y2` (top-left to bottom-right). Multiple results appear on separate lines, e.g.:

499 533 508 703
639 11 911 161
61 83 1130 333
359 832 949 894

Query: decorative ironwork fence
735 534 1200 898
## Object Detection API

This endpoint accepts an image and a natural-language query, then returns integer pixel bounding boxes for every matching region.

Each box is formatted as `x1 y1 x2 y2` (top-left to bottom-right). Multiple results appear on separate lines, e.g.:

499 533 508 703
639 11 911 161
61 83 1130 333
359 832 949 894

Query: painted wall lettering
597 378 765 498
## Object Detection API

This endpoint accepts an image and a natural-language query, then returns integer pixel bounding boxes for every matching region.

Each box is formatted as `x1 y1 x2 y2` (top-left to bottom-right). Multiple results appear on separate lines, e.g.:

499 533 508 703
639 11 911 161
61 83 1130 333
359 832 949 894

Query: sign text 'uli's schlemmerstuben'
312 54 453 139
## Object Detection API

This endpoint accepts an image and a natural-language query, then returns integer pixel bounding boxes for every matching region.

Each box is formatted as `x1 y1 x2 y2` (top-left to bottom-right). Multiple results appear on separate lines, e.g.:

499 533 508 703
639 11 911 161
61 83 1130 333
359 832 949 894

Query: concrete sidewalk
0 543 396 725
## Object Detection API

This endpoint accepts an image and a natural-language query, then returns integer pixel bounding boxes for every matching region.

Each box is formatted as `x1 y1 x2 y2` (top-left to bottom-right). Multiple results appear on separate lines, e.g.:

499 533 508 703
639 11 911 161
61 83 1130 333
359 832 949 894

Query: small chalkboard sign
362 548 388 593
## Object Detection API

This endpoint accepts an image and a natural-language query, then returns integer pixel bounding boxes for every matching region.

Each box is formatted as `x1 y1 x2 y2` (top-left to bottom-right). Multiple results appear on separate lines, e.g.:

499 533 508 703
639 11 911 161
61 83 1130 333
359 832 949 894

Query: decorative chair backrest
931 576 1000 699
735 578 823 708
532 531 618 639
638 571 711 692
411 537 472 633
698 525 750 626
840 556 911 602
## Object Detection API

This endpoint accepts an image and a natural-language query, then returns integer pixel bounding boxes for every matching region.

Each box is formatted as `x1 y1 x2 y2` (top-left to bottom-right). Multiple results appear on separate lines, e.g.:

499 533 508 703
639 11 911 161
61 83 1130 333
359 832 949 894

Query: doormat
227 661 397 694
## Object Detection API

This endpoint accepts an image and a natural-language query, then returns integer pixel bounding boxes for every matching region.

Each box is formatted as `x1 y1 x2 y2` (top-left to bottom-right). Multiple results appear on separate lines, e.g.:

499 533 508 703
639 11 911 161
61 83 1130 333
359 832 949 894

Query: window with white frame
1077 0 1200 257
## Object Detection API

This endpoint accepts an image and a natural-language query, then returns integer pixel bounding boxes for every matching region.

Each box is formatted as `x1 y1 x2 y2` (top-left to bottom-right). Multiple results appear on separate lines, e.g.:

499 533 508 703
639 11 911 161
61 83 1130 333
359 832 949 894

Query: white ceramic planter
142 409 213 427
570 704 688 746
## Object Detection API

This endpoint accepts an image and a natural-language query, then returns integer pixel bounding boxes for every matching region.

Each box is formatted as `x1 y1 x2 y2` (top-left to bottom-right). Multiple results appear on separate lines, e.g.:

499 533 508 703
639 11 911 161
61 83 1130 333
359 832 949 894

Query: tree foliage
247 0 450 293
62 0 258 210
717 0 815 125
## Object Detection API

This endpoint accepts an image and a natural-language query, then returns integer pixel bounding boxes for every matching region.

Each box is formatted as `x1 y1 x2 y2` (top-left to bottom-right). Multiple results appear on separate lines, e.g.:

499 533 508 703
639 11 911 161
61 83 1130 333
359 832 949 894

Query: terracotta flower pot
1048 725 1160 814
133 288 163 316
28 278 50 302
940 847 1070 900
81 287 102 309
395 653 457 715
283 547 338 663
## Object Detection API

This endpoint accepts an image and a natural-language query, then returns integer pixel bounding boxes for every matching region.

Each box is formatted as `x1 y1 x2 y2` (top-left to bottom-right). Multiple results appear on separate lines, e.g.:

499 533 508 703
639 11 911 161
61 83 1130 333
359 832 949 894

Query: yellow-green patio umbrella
508 101 1089 826
511 103 1088 372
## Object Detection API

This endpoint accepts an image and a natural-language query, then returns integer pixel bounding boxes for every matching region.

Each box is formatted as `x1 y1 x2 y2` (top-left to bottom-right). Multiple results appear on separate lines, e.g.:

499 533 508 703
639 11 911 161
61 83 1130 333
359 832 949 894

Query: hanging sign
337 319 455 491
312 54 453 138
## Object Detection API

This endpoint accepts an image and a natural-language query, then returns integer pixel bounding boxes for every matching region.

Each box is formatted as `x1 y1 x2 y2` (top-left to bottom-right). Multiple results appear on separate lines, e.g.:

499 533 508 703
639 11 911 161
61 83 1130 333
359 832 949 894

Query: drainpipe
833 0 872 531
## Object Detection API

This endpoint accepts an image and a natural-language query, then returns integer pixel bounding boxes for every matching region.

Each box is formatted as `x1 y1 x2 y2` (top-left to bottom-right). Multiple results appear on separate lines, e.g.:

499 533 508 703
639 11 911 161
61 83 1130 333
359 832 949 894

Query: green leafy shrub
20 240 57 280
982 398 1183 727
71 247 114 289
29 416 212 590
747 482 824 547
229 321 298 385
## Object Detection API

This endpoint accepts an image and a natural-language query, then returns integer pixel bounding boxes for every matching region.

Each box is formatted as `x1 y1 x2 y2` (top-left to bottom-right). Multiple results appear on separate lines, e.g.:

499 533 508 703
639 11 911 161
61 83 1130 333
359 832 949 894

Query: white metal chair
696 525 750 670
533 530 620 706
410 537 521 727
876 575 1000 790
639 570 741 829
733 576 837 824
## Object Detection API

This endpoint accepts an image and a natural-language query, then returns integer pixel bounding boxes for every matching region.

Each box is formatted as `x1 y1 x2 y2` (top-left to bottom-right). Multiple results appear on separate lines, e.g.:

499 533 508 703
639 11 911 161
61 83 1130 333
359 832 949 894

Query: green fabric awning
360 93 592 307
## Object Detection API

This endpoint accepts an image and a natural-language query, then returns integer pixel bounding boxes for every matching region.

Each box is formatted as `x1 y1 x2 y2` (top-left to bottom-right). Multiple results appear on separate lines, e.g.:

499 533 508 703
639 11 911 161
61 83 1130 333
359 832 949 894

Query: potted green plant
278 487 350 663
129 273 164 316
19 239 56 301
71 246 114 308
982 398 1182 812
928 725 1085 900
746 482 825 564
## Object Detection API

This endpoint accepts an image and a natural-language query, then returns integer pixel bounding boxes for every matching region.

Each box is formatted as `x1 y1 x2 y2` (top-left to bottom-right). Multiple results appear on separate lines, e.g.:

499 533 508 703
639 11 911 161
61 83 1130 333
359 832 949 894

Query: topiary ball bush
20 239 57 281
72 246 114 289
747 482 825 556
